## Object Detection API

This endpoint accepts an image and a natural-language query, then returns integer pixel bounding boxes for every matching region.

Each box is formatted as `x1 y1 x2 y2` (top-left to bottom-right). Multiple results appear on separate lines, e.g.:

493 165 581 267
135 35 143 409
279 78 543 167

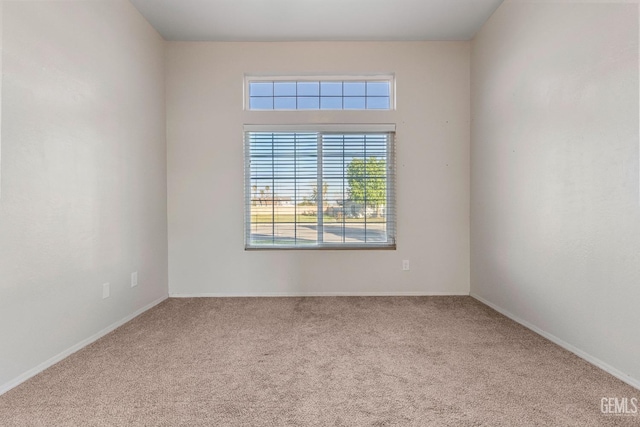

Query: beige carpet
0 297 638 426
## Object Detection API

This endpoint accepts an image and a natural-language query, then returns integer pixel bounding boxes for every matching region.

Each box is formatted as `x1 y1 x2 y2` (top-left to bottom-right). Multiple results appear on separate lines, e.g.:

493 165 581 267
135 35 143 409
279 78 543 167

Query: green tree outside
346 157 387 216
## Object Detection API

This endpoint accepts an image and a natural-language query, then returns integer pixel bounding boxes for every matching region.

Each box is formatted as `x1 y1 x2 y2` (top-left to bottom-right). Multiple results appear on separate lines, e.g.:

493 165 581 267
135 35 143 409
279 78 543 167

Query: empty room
0 0 639 425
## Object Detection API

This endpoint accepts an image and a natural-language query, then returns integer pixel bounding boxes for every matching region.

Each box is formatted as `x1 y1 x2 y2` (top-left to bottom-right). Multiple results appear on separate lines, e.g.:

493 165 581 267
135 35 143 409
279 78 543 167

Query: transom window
244 125 396 249
246 76 393 111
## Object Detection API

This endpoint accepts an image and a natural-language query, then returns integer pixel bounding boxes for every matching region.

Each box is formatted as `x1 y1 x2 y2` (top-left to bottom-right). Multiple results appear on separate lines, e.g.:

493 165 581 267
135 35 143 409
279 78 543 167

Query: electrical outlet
402 260 410 271
102 283 110 299
131 272 138 288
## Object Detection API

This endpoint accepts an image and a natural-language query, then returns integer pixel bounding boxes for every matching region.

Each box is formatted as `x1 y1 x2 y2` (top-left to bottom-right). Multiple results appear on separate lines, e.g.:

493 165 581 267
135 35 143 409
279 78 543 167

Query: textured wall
0 1 168 389
471 1 640 385
166 42 471 296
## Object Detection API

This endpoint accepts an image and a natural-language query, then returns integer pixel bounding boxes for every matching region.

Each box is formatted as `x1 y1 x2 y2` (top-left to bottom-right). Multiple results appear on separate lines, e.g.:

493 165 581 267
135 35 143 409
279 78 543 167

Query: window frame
244 75 396 111
244 124 396 250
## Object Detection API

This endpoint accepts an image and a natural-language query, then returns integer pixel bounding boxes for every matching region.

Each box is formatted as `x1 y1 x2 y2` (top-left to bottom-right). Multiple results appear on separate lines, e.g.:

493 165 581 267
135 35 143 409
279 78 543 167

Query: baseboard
0 294 169 396
170 291 470 297
470 293 640 391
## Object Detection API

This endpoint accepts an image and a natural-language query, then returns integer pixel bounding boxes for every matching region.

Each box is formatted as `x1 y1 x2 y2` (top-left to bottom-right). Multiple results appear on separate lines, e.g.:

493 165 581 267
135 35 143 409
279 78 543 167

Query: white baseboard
470 293 640 391
169 291 470 298
0 295 168 396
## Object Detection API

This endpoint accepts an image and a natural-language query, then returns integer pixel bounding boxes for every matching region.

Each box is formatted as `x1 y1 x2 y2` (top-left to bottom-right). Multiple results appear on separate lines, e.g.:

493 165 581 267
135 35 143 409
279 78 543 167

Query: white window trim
243 74 396 111
244 125 396 250
243 124 396 133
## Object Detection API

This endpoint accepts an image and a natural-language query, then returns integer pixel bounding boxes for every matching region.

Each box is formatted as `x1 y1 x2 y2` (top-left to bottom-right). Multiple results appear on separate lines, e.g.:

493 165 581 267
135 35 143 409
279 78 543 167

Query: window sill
245 244 396 251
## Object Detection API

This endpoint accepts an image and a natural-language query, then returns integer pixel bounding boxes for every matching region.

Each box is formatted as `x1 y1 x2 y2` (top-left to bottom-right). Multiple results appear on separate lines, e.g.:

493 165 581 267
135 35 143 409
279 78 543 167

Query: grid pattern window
247 77 393 111
245 129 396 249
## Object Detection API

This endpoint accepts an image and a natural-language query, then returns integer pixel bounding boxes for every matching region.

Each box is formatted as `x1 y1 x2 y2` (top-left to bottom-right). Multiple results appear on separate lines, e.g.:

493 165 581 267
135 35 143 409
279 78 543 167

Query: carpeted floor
0 297 638 426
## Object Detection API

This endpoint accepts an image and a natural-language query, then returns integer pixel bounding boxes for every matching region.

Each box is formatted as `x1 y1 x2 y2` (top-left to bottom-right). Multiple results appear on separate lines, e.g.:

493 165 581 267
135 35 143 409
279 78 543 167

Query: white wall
0 1 3 182
0 1 168 391
471 0 640 386
166 42 470 296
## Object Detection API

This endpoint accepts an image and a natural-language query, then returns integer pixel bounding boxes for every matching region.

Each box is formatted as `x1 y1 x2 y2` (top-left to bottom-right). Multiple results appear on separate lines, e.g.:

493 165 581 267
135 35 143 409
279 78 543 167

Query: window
244 125 396 249
246 76 393 111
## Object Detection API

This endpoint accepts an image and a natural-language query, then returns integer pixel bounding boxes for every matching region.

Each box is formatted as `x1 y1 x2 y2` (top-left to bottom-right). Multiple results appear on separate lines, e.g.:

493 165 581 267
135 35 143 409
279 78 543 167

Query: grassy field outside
250 214 386 224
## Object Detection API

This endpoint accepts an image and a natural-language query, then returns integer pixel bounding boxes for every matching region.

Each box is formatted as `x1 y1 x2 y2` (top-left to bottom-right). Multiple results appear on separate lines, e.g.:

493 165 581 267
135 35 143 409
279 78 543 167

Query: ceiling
129 0 505 42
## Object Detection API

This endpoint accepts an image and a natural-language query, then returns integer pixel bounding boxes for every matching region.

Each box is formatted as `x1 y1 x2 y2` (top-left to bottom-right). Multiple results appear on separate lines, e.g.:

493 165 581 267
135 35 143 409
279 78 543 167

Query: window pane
274 82 296 96
246 131 394 249
298 97 319 109
366 82 389 96
250 97 273 110
366 97 390 110
250 82 273 97
274 97 296 109
344 97 366 109
344 82 365 96
320 96 342 110
297 82 319 96
320 82 342 96
248 78 392 111
295 223 318 244
364 222 387 242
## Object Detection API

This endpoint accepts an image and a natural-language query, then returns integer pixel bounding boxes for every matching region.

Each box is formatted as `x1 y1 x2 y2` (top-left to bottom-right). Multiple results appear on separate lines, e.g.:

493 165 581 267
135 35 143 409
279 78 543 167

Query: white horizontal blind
245 130 396 249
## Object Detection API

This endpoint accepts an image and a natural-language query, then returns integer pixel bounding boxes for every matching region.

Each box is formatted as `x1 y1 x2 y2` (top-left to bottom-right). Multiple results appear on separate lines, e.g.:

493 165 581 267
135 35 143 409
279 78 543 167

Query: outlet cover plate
131 272 138 288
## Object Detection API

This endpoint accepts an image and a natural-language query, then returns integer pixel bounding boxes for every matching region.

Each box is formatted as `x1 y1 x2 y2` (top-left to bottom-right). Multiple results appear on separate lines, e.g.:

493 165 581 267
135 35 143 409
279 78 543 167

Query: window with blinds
244 125 396 249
